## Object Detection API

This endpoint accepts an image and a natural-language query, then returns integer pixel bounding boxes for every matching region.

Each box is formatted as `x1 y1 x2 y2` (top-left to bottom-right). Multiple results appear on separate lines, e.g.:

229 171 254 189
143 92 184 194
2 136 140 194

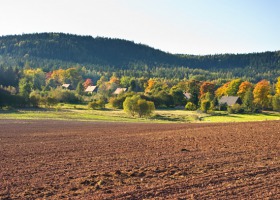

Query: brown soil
0 120 279 199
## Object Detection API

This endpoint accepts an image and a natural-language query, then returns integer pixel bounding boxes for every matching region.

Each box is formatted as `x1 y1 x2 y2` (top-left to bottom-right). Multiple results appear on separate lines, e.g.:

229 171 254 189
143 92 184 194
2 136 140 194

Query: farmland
0 119 279 199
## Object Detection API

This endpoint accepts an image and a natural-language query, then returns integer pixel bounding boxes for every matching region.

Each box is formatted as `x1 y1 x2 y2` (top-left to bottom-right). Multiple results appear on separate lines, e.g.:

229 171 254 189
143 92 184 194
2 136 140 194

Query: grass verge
0 106 279 123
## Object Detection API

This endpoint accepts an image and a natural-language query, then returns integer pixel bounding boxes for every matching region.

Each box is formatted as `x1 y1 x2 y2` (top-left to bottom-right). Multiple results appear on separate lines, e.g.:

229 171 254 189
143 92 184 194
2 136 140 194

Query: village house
113 88 127 95
62 84 72 90
85 86 97 94
183 92 191 100
219 96 242 106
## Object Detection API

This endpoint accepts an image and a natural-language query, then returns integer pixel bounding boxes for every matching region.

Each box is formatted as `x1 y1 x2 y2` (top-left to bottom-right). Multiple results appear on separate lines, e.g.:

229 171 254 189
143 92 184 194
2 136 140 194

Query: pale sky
0 0 279 54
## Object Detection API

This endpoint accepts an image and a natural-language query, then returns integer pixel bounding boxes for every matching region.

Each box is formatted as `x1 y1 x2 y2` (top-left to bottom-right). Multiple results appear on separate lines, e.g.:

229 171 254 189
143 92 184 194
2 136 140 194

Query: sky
0 0 279 55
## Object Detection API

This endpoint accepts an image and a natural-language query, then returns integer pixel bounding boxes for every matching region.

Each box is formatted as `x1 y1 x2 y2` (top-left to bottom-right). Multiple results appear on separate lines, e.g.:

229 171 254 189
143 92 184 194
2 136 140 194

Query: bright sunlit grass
0 105 279 123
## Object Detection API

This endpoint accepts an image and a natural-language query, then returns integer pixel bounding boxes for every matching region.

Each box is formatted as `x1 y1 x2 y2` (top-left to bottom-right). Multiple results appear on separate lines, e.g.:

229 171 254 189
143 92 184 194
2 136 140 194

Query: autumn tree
109 74 120 85
276 77 280 95
145 79 157 93
200 82 215 99
237 81 253 100
215 82 230 98
253 80 271 109
83 78 93 89
50 69 66 85
226 79 242 96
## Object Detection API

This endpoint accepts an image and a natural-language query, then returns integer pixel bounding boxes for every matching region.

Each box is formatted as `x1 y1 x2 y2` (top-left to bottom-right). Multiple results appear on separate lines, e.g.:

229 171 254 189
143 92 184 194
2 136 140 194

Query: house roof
219 96 241 106
62 84 71 88
183 92 191 99
113 88 127 95
85 86 97 92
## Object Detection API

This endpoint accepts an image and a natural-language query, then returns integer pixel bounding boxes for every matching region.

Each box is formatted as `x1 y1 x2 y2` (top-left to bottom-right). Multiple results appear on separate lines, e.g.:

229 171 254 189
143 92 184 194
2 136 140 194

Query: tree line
1 66 280 116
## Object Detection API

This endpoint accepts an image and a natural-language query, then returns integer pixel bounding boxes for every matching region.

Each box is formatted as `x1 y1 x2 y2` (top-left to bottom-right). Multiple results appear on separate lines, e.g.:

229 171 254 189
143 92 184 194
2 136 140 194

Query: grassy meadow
0 103 280 123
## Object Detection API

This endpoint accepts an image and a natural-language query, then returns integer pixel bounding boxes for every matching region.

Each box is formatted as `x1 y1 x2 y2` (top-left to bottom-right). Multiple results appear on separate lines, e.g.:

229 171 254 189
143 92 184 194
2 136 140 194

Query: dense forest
0 33 280 83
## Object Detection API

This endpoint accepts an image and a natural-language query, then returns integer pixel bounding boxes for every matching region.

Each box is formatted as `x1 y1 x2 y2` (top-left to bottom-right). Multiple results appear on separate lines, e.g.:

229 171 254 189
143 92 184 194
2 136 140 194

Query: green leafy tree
272 95 280 111
123 95 155 117
185 80 200 106
242 89 254 112
19 78 32 101
170 88 187 107
226 79 242 96
200 100 211 113
76 81 84 95
123 95 141 116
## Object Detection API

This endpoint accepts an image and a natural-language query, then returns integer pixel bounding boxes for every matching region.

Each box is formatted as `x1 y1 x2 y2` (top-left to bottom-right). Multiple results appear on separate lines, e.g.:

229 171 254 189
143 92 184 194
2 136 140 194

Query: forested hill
0 33 178 68
0 33 279 71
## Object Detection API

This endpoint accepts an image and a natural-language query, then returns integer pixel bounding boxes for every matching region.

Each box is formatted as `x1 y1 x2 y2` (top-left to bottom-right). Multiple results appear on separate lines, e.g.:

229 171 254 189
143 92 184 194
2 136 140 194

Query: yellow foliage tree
215 82 230 98
276 77 280 95
253 80 271 109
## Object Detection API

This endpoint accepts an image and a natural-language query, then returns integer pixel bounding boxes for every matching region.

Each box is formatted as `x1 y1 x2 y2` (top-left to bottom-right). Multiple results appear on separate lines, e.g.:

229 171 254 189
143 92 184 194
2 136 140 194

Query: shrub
200 100 211 113
88 99 105 110
137 99 155 117
109 96 126 109
185 102 196 111
219 103 228 111
29 91 41 107
123 95 155 117
50 88 80 104
272 95 280 111
227 104 244 114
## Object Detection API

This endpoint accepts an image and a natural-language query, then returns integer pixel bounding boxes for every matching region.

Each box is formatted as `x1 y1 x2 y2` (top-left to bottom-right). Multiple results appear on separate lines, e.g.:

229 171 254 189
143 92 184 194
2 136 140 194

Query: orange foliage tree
109 75 120 85
200 82 215 98
237 81 253 100
83 78 93 89
145 79 156 93
253 80 271 109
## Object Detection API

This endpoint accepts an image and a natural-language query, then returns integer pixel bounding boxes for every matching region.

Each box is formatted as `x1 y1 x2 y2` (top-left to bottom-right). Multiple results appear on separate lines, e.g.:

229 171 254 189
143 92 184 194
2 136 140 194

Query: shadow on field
151 114 186 122
0 108 20 114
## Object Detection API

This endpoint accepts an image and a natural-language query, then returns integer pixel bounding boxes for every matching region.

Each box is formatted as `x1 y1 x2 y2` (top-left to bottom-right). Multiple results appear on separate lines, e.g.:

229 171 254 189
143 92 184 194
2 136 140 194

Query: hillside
0 33 179 68
0 33 279 82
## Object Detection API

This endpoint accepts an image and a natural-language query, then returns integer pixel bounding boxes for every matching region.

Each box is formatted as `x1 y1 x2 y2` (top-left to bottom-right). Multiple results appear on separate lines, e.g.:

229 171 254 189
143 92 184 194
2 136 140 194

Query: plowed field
0 120 279 199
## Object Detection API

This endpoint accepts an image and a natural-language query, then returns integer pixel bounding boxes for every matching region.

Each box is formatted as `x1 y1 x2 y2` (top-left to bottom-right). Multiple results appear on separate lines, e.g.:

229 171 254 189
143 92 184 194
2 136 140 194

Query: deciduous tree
237 81 253 100
226 79 242 96
83 78 93 89
200 82 215 98
275 77 280 95
253 80 271 109
215 82 230 98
